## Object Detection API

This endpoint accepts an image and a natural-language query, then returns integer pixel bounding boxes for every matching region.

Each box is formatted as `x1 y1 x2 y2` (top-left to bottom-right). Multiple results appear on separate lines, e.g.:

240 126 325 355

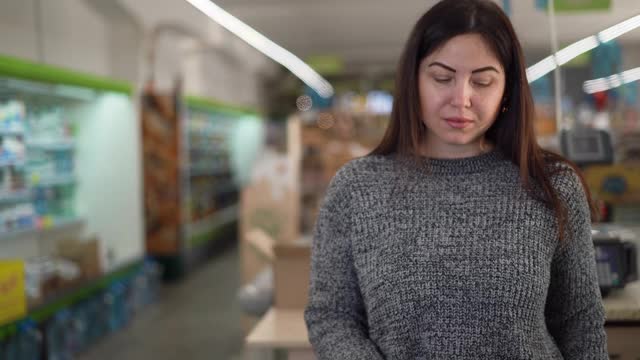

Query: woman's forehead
423 34 504 72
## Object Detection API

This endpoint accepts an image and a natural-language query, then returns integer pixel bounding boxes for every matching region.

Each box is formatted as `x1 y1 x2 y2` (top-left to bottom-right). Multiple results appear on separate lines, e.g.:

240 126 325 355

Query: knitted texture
304 150 608 359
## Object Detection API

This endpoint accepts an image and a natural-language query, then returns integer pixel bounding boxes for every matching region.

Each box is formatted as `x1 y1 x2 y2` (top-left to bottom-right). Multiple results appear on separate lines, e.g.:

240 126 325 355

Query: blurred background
0 0 640 359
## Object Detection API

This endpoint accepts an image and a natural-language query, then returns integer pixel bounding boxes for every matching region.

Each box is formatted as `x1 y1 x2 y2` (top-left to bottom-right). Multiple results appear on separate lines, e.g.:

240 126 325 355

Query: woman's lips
444 117 472 129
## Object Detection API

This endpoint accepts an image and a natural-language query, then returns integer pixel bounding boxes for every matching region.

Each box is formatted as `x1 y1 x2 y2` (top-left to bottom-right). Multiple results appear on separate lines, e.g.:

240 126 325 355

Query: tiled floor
79 241 248 360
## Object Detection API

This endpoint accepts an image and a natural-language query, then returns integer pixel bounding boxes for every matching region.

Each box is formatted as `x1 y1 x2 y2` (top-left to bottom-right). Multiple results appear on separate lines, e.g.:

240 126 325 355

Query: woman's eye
473 80 492 87
434 77 452 84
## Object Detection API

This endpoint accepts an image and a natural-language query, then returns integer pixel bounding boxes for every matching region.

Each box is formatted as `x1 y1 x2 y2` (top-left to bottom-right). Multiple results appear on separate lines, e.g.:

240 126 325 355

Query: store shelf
0 217 84 240
0 158 25 168
26 140 75 151
0 128 25 136
215 183 238 194
0 189 31 204
0 258 143 340
186 204 238 242
189 167 231 177
32 174 76 187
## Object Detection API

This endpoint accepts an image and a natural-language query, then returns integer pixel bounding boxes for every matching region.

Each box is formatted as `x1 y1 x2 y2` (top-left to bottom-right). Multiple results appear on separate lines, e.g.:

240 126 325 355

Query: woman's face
418 33 506 158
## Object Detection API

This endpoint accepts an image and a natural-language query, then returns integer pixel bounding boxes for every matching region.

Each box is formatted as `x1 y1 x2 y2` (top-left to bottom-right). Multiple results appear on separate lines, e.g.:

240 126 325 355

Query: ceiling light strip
184 0 334 98
527 13 640 83
583 66 640 94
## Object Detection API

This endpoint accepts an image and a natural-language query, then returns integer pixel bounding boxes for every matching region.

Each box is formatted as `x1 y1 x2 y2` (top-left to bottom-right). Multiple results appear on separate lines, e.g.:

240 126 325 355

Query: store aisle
79 241 246 360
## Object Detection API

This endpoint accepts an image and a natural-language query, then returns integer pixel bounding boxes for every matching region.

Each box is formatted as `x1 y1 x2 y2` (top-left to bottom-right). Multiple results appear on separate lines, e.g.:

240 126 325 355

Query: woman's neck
419 139 493 159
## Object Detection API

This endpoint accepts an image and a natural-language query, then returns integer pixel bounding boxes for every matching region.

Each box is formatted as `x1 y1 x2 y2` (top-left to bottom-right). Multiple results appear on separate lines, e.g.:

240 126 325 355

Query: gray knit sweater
304 150 608 359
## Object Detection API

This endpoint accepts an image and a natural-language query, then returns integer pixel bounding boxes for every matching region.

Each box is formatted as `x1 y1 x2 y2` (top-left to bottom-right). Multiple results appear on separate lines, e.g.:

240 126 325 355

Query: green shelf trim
188 223 225 248
0 54 132 94
188 219 237 248
0 259 143 341
185 95 261 118
0 323 17 342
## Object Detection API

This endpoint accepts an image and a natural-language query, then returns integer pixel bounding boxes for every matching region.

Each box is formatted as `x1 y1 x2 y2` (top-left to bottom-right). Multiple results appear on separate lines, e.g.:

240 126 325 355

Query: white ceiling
212 0 640 72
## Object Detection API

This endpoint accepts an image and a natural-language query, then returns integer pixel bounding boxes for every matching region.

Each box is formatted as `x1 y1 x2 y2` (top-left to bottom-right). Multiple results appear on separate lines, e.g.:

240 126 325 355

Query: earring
501 106 508 113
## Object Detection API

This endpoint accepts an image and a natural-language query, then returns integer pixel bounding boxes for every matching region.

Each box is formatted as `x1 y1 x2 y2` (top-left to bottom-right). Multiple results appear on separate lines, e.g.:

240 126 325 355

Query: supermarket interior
1 0 640 359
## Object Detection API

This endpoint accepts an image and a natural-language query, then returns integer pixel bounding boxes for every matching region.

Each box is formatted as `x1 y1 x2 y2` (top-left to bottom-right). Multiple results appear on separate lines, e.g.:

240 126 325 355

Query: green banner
185 95 260 117
0 54 132 94
536 0 611 12
306 55 344 76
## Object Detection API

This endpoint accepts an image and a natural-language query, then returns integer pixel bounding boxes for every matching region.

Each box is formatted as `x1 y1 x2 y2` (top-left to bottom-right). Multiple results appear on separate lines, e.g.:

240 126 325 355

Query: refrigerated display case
142 89 262 280
0 55 144 271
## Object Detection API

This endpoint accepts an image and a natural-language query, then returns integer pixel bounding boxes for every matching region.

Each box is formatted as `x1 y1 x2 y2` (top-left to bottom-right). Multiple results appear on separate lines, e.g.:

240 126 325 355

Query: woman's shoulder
543 155 586 201
322 155 397 201
333 154 397 182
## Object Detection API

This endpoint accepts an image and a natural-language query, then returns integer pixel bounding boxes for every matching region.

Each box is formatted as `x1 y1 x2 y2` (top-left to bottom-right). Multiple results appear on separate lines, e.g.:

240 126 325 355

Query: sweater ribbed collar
423 149 504 175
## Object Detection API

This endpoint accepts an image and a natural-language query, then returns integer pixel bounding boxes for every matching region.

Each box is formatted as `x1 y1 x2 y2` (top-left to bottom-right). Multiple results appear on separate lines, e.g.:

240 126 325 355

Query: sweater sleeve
544 168 608 359
304 166 385 360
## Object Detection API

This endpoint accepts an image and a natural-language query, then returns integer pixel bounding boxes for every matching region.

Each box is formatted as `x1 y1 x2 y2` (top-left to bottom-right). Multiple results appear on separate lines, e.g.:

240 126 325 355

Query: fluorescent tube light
527 13 640 83
583 66 640 94
554 36 599 65
184 0 334 98
598 14 640 43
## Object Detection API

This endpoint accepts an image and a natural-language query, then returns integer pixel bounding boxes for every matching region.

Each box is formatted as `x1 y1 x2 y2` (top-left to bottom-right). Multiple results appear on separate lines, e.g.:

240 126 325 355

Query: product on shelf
0 203 36 234
25 256 82 305
186 109 238 224
0 100 26 133
0 99 78 237
1 320 42 360
0 167 28 195
0 137 26 164
26 106 74 143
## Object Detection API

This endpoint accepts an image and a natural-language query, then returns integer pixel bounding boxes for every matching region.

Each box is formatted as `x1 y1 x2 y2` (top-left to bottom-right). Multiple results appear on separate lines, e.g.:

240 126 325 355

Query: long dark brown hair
370 0 597 240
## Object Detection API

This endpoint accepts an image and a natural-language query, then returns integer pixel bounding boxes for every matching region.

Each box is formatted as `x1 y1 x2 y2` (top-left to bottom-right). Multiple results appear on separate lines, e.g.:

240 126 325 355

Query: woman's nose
450 81 472 108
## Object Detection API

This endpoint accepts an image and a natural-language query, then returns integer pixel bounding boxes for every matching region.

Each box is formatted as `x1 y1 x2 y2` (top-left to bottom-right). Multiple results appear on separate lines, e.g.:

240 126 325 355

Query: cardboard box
243 229 312 310
240 147 300 286
273 240 311 310
56 237 102 280
605 326 640 359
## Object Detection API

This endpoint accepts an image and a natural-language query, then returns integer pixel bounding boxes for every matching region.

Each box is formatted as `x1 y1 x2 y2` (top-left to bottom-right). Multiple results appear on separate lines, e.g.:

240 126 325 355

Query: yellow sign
584 165 640 204
0 260 26 325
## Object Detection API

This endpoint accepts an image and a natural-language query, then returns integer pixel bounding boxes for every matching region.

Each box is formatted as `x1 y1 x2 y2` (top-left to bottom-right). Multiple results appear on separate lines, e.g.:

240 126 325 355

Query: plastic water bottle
16 319 42 360
143 259 162 305
107 282 129 331
46 310 73 360
1 333 20 360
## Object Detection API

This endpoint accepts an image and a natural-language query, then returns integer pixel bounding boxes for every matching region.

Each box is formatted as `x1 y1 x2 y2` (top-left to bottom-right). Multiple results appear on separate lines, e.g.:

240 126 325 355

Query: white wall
120 0 273 108
0 0 40 60
73 93 144 270
0 0 272 106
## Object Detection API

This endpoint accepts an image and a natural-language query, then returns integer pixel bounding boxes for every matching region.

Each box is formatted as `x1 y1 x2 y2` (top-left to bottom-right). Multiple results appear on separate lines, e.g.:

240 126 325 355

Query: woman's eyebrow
471 66 500 74
428 62 500 74
428 62 456 72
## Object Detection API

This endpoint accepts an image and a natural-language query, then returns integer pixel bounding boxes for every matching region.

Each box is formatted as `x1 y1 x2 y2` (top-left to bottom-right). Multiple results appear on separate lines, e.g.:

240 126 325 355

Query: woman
304 0 608 359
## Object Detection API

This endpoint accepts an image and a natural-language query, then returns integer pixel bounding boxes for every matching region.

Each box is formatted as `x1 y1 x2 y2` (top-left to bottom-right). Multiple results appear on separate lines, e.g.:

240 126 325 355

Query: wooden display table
245 308 314 360
604 281 640 322
603 281 640 359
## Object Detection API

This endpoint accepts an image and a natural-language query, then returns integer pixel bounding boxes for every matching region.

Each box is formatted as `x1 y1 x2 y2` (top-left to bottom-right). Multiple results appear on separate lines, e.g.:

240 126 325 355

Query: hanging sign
536 0 611 12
